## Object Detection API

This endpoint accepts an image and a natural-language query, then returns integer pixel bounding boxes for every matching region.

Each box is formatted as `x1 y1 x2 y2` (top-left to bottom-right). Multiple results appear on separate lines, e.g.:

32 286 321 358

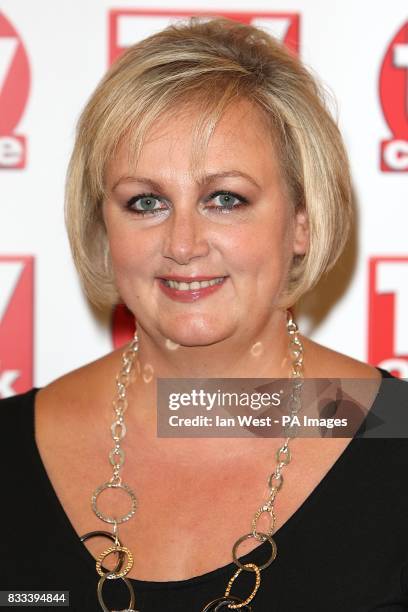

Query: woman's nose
161 207 210 265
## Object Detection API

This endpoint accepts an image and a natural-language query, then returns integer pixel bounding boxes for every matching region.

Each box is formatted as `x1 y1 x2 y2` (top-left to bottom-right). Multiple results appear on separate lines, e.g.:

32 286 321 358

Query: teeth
164 277 225 290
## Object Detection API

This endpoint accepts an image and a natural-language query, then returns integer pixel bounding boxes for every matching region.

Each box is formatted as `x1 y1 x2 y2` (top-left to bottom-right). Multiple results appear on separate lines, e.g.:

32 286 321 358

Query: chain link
250 310 303 545
91 331 139 592
90 310 303 611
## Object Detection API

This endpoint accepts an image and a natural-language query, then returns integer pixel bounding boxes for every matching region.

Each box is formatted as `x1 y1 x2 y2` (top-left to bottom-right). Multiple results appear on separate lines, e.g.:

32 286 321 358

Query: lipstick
157 276 228 302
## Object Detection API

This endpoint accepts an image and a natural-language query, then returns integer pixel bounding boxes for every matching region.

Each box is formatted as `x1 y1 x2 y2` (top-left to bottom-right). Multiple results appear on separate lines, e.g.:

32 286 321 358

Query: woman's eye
126 194 167 216
124 190 249 217
207 191 249 213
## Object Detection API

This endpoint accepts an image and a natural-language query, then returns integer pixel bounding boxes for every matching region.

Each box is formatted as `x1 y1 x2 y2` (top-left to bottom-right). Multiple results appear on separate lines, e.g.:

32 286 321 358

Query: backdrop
1 0 407 398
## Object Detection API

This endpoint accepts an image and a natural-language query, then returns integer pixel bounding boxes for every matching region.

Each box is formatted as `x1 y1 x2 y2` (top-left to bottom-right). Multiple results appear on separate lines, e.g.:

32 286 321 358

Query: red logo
379 21 408 172
0 12 30 169
109 10 300 64
112 304 135 349
368 257 408 378
0 256 34 397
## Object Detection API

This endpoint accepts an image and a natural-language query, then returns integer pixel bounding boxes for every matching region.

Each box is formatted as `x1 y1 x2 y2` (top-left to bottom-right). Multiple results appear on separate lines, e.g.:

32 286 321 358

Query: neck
121 307 294 450
132 308 291 383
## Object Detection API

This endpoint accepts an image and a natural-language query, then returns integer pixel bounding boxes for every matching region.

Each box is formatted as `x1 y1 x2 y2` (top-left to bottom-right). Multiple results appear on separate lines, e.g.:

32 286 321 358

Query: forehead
105 98 279 188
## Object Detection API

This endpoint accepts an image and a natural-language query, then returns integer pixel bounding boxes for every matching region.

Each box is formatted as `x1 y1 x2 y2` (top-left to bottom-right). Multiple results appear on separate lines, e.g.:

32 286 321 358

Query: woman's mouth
157 276 228 302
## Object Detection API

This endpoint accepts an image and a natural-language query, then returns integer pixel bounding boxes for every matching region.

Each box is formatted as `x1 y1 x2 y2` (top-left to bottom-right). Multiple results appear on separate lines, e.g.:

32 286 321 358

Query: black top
2 369 408 612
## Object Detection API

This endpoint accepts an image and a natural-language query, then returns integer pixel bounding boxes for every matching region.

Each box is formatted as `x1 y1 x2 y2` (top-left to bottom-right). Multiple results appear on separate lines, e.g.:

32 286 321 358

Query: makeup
157 276 228 302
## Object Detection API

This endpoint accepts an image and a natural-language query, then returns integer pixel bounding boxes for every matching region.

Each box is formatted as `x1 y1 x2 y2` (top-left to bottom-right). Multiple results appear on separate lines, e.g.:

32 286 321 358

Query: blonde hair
65 17 353 309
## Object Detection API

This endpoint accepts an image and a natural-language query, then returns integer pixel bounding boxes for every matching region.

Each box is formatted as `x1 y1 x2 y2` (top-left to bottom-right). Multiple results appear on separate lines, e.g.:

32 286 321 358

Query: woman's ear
293 209 309 255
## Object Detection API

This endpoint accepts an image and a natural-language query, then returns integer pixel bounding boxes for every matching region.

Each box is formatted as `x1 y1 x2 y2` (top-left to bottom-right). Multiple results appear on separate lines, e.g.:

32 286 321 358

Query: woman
2 17 408 612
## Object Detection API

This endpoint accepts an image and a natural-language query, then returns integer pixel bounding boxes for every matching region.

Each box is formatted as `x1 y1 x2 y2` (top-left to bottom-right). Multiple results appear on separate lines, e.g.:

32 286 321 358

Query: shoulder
32 347 130 463
0 349 124 425
35 347 125 421
299 335 382 380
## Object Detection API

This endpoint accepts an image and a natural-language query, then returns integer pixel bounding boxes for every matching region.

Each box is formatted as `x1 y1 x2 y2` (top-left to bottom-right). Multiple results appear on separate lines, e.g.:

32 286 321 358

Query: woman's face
103 99 308 347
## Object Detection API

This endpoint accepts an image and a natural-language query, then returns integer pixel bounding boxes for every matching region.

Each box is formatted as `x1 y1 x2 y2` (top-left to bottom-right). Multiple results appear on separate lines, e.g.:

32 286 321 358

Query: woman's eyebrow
111 176 162 192
111 170 260 192
196 171 261 189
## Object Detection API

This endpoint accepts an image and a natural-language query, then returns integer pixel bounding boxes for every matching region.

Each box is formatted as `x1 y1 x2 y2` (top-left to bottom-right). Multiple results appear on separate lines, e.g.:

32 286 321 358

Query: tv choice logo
0 256 34 397
368 257 408 378
0 12 30 169
379 21 408 172
109 9 300 65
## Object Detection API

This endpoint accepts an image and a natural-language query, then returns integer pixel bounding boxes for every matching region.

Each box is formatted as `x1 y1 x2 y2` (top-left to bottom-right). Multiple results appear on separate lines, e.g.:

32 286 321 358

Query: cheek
224 211 292 275
106 221 155 280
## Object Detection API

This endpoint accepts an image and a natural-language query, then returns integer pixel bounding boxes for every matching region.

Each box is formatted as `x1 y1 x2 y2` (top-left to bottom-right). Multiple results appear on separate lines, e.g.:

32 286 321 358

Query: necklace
84 309 304 611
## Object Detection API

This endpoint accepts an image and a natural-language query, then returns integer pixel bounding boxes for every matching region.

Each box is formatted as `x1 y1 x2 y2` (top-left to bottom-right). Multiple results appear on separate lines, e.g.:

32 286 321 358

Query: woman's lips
157 277 228 302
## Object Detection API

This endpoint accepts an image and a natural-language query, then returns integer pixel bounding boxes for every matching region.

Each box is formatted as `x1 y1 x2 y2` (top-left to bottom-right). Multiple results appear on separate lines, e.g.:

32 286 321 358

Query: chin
160 317 233 348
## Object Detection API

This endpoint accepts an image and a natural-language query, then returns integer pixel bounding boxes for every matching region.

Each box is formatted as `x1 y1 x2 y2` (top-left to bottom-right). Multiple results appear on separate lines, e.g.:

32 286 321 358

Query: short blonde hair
65 17 353 309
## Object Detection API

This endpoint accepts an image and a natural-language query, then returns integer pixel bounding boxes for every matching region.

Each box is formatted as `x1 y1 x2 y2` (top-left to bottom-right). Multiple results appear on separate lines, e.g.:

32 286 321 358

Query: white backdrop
1 0 407 397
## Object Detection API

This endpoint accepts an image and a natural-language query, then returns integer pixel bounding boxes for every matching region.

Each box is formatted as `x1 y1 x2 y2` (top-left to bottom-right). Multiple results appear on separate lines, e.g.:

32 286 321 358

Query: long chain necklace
83 309 304 611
